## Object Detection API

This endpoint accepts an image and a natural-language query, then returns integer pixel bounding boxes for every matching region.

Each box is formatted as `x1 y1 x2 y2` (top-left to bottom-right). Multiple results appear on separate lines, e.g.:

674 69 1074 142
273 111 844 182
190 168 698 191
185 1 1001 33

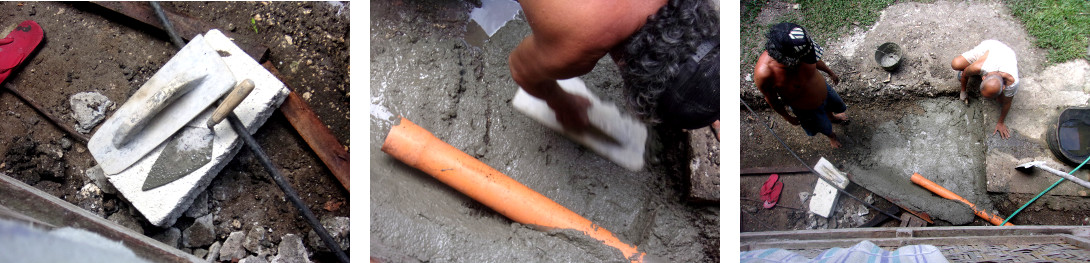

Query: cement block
105 29 289 227
809 175 840 218
687 128 719 202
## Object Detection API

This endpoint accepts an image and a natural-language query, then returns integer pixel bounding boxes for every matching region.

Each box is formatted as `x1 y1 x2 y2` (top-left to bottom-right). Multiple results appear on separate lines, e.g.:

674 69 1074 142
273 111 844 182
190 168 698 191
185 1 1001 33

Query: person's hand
829 73 840 85
993 122 1011 139
546 90 591 132
959 89 968 104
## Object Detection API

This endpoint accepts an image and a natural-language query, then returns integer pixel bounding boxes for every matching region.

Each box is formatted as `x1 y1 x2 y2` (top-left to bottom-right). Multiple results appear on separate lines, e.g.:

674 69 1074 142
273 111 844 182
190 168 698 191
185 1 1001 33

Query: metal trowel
142 79 255 190
511 77 647 171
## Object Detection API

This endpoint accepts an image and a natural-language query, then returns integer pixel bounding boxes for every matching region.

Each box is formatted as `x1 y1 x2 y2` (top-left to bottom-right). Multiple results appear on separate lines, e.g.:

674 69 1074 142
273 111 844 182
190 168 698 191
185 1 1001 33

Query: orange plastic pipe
911 173 1013 226
382 117 646 262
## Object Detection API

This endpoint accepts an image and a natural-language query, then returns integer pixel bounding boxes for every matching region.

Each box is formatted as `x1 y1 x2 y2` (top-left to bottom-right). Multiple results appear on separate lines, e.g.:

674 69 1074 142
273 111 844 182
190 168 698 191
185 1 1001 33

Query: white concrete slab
106 30 289 227
810 158 848 218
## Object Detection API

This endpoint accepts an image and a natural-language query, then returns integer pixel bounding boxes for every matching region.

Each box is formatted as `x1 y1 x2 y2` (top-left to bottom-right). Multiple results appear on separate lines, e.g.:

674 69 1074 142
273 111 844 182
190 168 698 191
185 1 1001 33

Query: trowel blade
142 125 213 191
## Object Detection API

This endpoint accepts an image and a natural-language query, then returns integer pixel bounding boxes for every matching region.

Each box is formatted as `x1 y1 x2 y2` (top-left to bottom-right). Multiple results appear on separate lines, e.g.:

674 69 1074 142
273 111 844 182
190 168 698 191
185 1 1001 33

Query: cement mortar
371 1 716 261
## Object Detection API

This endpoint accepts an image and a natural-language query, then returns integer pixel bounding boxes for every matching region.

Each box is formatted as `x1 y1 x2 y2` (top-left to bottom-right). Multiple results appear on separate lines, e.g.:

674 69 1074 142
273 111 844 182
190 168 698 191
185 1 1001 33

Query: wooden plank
90 1 268 61
740 166 810 175
0 173 202 262
263 61 350 192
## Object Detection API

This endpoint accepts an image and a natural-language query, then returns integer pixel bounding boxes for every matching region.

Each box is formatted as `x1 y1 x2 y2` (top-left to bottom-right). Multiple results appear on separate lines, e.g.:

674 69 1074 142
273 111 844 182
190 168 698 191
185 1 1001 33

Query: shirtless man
754 23 846 148
508 0 720 132
951 40 1019 139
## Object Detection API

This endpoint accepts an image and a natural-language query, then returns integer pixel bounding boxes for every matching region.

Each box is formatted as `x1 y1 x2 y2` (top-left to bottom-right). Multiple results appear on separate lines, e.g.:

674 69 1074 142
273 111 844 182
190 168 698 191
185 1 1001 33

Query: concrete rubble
69 91 113 134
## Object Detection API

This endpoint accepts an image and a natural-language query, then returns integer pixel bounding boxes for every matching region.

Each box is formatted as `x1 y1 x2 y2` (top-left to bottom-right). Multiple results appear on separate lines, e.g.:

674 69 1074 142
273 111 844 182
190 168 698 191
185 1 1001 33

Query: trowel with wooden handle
142 79 254 191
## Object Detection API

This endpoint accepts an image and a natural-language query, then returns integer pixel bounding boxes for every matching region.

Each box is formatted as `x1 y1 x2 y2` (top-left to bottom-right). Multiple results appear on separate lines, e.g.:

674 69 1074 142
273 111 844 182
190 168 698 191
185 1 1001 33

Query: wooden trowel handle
207 79 255 129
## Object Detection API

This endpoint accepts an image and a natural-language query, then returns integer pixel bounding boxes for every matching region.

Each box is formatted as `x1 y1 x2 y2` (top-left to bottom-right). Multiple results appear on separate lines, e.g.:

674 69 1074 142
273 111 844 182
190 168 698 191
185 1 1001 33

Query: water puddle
466 0 521 48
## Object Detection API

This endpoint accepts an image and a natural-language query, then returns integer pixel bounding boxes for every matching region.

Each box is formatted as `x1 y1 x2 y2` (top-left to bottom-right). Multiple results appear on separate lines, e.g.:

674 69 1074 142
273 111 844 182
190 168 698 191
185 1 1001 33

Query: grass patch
740 0 894 71
1006 0 1090 64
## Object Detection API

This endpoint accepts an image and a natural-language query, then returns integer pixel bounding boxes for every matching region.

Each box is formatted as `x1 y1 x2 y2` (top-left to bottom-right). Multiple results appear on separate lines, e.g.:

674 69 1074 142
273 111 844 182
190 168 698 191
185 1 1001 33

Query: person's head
765 22 824 68
981 73 1004 98
619 0 720 130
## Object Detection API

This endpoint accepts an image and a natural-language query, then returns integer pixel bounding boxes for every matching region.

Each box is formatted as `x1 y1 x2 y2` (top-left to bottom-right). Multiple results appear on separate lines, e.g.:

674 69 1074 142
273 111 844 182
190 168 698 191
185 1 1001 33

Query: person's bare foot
829 112 849 125
828 133 843 148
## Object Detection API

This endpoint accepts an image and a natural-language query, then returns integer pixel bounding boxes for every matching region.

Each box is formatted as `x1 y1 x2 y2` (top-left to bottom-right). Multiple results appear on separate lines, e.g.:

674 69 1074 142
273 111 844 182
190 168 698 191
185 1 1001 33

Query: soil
370 0 718 262
740 0 1090 232
0 2 349 262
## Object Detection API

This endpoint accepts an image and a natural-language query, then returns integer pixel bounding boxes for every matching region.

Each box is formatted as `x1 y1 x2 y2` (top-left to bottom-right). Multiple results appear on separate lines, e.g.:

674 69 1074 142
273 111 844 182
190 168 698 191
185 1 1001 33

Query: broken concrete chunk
152 227 181 249
687 129 719 202
307 216 349 252
193 248 208 259
244 226 268 253
219 231 248 262
107 208 144 234
241 255 270 263
85 165 117 195
205 241 222 262
69 91 113 134
271 234 309 263
184 191 211 218
183 214 215 248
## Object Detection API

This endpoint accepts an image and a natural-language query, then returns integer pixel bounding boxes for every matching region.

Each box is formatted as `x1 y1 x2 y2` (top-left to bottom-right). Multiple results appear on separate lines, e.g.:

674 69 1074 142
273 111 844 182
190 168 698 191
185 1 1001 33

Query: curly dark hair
619 0 719 129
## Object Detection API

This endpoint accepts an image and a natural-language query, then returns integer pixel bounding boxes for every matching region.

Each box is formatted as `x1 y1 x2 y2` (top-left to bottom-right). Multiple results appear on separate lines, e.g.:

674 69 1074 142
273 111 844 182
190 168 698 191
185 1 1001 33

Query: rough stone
205 241 222 262
241 255 270 263
107 207 144 234
219 231 248 262
75 183 104 216
152 227 182 249
183 214 215 248
271 234 309 263
193 248 208 259
84 165 117 195
244 226 268 253
69 91 112 134
184 191 211 218
307 217 349 252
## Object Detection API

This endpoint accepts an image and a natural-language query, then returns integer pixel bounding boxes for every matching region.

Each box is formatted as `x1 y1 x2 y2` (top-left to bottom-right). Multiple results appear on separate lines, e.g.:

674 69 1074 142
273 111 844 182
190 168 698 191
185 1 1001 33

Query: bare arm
815 60 839 85
994 94 1013 138
754 74 798 125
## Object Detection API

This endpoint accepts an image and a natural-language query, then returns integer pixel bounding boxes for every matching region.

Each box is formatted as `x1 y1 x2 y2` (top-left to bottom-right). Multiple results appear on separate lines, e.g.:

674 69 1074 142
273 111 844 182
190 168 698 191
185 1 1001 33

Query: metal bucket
875 42 902 71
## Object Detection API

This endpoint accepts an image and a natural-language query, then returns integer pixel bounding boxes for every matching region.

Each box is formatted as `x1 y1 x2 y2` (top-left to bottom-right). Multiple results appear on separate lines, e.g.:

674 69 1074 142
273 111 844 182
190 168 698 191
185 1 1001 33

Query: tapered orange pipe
911 173 1013 226
382 117 646 262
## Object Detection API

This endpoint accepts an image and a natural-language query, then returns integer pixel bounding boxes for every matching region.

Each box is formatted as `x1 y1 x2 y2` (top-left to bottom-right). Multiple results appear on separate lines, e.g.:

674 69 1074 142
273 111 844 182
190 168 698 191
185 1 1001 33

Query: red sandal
760 173 783 209
0 20 44 84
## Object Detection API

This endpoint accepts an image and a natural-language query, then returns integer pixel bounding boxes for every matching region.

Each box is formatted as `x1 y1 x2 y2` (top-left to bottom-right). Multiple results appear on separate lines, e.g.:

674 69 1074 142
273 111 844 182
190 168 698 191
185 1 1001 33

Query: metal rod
227 113 349 263
2 83 90 144
148 1 186 49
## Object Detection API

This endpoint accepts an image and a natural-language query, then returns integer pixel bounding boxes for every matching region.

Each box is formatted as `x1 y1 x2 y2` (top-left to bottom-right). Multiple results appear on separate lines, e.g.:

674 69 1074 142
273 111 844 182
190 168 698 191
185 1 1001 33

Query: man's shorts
790 84 847 136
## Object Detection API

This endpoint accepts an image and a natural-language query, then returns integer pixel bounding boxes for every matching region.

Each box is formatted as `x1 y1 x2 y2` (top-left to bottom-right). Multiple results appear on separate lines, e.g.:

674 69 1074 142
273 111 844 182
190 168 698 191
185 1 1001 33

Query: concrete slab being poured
91 30 289 227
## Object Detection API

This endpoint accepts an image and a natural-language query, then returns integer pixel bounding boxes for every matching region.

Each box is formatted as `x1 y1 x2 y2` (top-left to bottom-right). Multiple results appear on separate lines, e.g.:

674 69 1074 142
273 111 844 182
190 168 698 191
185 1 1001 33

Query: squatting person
951 39 1020 139
754 22 847 148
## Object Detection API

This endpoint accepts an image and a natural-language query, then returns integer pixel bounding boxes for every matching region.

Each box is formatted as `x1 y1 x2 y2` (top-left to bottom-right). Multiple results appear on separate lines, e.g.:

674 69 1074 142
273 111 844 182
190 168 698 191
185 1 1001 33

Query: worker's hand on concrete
993 122 1011 139
828 73 840 85
959 89 968 104
546 90 591 132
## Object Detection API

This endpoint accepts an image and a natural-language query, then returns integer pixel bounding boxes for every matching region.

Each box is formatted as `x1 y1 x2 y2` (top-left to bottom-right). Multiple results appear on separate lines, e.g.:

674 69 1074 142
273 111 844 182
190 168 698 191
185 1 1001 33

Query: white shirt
961 40 1020 96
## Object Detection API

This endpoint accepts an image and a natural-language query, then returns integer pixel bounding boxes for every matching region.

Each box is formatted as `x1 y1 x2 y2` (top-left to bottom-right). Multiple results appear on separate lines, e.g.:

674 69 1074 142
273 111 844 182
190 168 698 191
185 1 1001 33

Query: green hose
1000 155 1090 226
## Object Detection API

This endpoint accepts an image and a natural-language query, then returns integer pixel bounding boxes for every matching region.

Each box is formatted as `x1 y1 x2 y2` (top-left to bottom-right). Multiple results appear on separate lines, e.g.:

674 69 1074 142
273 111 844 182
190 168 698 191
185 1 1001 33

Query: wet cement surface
371 0 717 262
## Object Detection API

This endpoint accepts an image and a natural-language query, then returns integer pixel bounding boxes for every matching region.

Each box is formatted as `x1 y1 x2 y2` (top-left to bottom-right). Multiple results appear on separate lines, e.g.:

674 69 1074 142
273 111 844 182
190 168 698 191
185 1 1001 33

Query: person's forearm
998 95 1012 123
959 71 969 91
509 37 563 102
816 61 837 77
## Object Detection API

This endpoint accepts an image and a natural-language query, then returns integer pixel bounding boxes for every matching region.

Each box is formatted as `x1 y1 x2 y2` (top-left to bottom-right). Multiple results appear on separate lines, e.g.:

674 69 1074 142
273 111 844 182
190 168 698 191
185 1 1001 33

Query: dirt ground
370 0 718 262
740 0 1090 231
0 2 348 261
